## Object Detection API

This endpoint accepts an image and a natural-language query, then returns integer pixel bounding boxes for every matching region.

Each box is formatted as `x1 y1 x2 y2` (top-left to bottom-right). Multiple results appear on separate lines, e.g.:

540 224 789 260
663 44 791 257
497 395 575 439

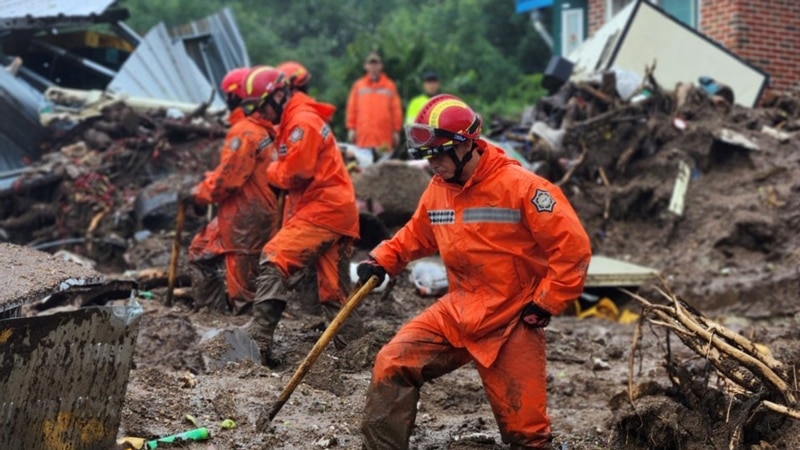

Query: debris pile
495 66 800 315
0 98 226 271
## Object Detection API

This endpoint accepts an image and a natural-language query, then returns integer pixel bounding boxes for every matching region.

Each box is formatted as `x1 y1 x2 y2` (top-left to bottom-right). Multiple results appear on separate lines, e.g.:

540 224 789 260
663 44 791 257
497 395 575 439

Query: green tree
121 0 551 131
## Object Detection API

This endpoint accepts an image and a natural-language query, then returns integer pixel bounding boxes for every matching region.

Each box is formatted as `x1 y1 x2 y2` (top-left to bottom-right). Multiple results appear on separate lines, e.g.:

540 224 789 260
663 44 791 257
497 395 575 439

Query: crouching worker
185 66 280 315
241 67 361 366
357 94 592 449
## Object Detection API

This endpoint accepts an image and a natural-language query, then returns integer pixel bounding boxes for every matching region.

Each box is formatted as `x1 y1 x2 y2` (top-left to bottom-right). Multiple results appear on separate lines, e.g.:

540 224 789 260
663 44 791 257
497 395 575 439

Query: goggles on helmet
404 123 469 149
408 144 457 160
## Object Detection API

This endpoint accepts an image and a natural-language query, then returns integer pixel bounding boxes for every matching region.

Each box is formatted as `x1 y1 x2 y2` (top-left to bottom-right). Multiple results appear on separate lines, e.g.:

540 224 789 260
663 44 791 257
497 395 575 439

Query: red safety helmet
220 67 250 99
240 66 287 115
405 94 482 159
277 61 311 90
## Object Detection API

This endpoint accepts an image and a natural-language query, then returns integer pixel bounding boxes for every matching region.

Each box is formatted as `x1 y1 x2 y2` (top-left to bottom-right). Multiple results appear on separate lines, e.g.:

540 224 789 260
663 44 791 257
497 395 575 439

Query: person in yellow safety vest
404 70 441 124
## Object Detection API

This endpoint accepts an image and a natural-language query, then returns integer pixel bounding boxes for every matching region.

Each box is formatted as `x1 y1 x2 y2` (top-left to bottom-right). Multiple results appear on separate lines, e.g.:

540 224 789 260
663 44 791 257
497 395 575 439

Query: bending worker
242 67 361 366
186 66 279 315
357 94 592 449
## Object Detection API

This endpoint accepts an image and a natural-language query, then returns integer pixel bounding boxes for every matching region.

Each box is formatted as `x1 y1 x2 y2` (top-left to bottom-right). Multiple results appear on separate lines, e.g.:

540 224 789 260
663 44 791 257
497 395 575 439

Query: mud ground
115 98 800 449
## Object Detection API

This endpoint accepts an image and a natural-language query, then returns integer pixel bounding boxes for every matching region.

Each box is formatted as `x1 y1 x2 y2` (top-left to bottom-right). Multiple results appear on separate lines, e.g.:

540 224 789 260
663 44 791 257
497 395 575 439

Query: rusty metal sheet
0 300 143 449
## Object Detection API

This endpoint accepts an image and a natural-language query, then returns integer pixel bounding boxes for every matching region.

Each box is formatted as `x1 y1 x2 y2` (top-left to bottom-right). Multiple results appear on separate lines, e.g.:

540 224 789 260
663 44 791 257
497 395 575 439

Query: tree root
623 279 799 448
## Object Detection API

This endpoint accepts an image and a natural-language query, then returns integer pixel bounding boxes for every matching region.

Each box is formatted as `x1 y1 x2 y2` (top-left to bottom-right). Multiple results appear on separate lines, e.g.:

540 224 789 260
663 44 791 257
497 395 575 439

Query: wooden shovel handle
263 275 380 425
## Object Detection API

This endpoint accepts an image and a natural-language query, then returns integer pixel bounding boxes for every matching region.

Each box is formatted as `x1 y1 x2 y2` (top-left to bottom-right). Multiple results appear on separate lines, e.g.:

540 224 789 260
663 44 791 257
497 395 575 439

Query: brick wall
700 0 800 92
585 0 800 92
588 0 607 35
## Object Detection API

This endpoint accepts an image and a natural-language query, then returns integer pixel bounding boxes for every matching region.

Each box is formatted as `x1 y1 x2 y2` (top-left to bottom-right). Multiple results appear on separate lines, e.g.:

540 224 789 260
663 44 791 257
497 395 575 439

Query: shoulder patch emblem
228 137 241 151
289 126 304 143
321 124 331 139
531 189 556 213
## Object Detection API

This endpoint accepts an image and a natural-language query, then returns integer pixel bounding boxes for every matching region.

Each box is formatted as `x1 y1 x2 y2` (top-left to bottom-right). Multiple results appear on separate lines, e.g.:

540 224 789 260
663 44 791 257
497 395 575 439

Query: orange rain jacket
371 140 592 368
189 112 279 302
267 92 359 239
345 73 403 149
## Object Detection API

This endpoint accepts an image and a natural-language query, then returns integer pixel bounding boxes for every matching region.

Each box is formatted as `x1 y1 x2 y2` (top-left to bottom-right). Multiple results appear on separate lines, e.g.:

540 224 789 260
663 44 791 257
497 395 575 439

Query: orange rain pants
361 300 549 449
256 219 352 307
188 112 278 313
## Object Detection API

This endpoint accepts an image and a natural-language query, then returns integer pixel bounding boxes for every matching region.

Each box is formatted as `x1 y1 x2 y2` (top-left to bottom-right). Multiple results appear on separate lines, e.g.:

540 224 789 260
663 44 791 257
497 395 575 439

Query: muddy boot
322 301 365 350
190 258 228 313
243 299 286 366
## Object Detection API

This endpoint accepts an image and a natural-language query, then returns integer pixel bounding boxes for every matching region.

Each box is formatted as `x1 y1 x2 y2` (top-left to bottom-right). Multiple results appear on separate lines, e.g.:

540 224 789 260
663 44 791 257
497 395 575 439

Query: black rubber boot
243 299 286 366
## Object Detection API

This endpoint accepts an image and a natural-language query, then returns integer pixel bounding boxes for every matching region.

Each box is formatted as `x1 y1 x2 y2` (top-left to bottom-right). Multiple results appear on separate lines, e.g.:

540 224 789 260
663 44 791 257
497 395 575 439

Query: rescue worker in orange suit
277 60 311 94
185 66 280 315
345 50 403 157
242 67 361 365
356 95 592 449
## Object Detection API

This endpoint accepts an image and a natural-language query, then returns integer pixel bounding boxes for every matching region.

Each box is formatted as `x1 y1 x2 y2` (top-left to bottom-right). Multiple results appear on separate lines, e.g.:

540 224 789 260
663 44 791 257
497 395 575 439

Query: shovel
165 199 187 307
257 275 379 429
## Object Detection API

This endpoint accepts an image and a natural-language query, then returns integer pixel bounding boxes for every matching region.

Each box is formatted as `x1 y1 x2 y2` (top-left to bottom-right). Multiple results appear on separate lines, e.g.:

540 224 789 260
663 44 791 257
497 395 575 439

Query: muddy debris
4 70 800 449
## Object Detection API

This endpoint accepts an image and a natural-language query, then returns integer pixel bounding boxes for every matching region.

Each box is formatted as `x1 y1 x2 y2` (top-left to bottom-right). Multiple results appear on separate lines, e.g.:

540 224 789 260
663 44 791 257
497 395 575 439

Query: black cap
422 70 438 81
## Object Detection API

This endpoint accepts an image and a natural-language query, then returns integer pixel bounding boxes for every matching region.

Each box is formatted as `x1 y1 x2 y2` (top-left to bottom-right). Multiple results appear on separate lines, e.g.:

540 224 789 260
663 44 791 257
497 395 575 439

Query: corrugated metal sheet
107 22 224 109
171 7 251 98
0 68 46 172
0 0 118 28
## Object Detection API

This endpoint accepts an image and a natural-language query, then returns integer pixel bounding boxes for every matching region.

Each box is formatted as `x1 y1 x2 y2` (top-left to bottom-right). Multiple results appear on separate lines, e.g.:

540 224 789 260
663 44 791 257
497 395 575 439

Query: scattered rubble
2 3 800 445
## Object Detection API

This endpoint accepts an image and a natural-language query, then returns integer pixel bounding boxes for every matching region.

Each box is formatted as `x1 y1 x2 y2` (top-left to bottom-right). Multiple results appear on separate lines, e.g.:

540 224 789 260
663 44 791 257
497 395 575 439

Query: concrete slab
585 255 659 288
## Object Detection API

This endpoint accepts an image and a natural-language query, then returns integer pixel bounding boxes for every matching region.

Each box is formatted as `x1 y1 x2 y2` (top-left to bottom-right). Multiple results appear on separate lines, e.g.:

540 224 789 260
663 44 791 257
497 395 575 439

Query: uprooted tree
609 281 799 450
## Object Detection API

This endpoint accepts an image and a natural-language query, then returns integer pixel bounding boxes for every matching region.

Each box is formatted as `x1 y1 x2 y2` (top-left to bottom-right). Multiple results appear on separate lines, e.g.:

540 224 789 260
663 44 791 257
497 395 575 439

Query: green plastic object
146 427 209 448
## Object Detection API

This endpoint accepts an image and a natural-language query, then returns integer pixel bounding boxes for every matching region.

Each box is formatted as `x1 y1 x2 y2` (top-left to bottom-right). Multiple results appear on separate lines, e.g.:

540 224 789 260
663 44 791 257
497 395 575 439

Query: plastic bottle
146 427 209 448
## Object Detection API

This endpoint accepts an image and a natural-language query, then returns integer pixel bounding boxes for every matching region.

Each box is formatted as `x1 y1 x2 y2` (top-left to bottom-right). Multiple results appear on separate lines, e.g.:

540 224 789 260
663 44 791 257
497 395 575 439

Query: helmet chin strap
266 89 289 124
444 143 476 184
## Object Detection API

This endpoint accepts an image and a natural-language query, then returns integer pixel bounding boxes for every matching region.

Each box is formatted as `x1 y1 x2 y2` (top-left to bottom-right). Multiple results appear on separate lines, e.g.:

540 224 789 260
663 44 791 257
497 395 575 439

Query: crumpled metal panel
0 242 102 317
0 300 143 449
0 0 118 28
0 69 47 172
171 7 251 99
107 22 225 109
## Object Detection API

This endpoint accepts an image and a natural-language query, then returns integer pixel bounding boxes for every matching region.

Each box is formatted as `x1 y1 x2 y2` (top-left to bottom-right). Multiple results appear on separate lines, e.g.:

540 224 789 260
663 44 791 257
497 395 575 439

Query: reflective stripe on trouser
361 302 551 449
257 220 352 306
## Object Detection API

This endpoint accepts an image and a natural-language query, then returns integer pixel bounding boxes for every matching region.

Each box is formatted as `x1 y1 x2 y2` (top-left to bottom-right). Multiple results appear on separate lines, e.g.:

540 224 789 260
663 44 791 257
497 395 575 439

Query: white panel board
568 0 767 107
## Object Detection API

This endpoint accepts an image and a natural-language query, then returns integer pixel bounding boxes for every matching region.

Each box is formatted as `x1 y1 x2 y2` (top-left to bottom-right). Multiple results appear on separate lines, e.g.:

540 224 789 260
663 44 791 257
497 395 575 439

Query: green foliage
121 0 552 132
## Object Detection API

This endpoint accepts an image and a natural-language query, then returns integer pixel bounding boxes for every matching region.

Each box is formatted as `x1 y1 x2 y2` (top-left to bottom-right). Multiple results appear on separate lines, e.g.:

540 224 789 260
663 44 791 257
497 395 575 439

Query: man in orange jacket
356 95 592 449
345 51 403 157
186 67 280 315
242 67 361 365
